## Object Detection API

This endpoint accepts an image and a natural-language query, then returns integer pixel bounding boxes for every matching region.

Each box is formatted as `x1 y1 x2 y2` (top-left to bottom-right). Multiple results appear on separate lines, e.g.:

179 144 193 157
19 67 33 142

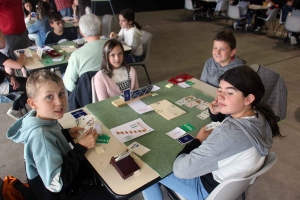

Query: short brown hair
49 12 63 23
213 31 236 50
26 70 63 99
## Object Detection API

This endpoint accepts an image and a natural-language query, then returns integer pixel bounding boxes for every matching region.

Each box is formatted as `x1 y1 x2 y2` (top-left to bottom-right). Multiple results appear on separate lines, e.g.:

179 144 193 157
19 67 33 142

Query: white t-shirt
111 67 128 83
118 27 143 56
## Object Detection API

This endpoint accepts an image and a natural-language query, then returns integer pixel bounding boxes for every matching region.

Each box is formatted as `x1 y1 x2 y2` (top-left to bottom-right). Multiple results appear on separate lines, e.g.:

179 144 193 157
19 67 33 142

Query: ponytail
133 21 142 30
255 102 283 138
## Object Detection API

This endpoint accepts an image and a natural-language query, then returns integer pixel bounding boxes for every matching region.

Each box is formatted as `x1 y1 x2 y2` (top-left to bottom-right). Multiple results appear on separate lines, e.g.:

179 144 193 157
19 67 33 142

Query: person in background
94 39 139 101
142 66 283 200
72 0 92 22
53 0 72 17
0 32 28 119
0 0 31 59
281 0 294 22
45 12 77 44
63 14 106 92
110 8 143 63
232 0 251 30
200 31 245 87
23 0 39 46
253 0 279 32
289 1 300 44
27 1 52 47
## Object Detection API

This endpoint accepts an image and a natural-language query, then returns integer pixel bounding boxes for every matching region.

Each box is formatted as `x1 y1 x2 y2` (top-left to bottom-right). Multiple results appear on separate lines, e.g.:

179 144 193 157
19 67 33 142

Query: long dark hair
37 1 51 20
76 0 91 17
101 39 129 77
23 0 33 16
120 8 142 30
219 66 282 138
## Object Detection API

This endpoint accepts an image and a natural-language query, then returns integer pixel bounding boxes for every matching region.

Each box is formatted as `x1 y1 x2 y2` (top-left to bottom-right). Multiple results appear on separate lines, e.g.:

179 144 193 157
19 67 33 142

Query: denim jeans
142 173 209 200
125 54 142 63
60 7 72 17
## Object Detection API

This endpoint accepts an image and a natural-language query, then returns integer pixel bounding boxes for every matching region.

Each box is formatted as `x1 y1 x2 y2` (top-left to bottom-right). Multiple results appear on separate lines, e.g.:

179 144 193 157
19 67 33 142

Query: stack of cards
197 110 210 120
175 95 196 106
206 122 222 131
166 127 194 145
71 109 87 119
76 115 95 139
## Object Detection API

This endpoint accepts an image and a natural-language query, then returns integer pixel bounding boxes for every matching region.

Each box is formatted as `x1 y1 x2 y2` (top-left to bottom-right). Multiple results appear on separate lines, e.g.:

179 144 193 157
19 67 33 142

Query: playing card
197 101 209 110
185 99 201 108
177 134 194 144
206 122 222 131
77 115 95 139
96 134 110 144
197 110 210 120
123 89 131 101
175 99 185 106
180 123 196 132
71 109 87 119
127 142 151 156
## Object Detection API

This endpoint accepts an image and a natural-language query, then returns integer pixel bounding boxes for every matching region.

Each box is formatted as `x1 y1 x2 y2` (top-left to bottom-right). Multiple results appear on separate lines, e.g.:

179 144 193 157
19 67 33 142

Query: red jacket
0 0 26 35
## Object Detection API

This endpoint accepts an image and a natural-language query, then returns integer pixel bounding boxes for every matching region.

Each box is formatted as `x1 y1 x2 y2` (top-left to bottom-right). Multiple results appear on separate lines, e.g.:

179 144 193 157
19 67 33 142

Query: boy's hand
209 97 220 115
195 127 213 142
10 76 20 90
78 128 98 149
109 32 118 39
69 127 84 139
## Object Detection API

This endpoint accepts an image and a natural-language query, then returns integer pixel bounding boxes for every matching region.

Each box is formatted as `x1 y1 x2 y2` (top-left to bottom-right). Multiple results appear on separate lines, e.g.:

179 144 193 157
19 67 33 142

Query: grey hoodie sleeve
200 59 210 83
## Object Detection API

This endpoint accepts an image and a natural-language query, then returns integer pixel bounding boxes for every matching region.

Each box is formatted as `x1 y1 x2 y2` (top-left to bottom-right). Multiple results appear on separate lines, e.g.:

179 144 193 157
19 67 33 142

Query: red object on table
45 50 62 58
168 74 194 84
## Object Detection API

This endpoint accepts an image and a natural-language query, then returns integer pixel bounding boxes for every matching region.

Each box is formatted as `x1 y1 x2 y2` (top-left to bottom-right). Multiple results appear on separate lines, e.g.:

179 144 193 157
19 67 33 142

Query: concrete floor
0 9 300 200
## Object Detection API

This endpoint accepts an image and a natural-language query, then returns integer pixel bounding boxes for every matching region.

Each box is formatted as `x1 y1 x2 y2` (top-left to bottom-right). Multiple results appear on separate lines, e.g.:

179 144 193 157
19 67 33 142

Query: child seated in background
200 31 245 87
281 0 294 23
232 0 251 30
23 0 38 45
254 0 279 32
110 8 143 63
44 12 77 44
0 48 28 120
6 70 115 199
94 39 139 101
27 1 52 47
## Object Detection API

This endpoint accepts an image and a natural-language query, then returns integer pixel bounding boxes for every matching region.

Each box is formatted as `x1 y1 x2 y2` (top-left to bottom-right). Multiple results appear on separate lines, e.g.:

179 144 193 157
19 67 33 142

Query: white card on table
197 110 210 120
197 101 209 110
166 127 186 139
178 82 191 88
127 142 151 156
185 99 201 108
128 100 153 114
151 85 161 92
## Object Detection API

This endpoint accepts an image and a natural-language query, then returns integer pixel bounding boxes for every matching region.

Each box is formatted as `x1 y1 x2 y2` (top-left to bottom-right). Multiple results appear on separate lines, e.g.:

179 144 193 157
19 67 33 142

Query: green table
86 80 214 178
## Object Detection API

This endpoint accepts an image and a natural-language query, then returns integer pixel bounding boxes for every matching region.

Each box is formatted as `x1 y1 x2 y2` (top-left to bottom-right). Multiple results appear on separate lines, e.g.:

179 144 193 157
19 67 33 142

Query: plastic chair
129 30 153 85
166 152 278 200
91 76 98 103
102 14 113 37
183 0 201 21
223 5 245 30
277 15 300 46
214 0 229 20
273 9 284 36
256 8 279 35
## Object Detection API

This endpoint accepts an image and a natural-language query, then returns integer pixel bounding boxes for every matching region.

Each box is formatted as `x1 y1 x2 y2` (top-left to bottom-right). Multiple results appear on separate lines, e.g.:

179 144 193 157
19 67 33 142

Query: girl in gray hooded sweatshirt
143 66 282 200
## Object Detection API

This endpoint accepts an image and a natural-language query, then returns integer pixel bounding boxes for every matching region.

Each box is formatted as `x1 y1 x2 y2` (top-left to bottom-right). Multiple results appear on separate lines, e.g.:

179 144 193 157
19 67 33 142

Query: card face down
177 134 194 144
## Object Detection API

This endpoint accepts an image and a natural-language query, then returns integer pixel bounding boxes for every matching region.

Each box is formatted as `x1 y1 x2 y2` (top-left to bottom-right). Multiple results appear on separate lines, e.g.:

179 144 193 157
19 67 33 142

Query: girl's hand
69 127 84 139
196 127 213 142
109 32 117 39
209 97 220 115
78 128 98 149
10 76 20 90
28 14 31 20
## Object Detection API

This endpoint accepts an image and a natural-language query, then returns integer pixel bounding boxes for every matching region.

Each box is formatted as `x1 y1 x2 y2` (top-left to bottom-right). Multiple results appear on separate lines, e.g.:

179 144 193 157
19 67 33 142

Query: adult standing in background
54 0 73 17
0 0 31 59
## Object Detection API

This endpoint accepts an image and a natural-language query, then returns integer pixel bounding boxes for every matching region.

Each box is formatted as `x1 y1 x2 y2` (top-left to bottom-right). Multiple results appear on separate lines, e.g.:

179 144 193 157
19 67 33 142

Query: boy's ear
27 98 37 110
230 48 237 57
50 22 54 28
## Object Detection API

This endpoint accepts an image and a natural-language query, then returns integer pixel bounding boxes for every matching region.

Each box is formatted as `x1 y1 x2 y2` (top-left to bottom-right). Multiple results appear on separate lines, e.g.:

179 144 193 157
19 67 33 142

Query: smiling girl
94 39 139 101
142 66 282 200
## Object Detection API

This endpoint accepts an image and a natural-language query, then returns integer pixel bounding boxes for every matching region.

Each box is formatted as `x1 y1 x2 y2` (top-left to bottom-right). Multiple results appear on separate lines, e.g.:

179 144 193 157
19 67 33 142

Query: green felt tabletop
86 80 214 178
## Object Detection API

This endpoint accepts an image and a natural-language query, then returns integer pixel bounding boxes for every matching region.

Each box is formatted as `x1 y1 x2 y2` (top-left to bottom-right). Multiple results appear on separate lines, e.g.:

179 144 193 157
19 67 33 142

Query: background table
248 4 268 10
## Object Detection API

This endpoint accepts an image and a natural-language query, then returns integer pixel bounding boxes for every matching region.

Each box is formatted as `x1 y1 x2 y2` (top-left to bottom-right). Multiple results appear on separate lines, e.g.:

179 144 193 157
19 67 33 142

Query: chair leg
141 64 152 85
223 18 229 30
277 29 286 46
183 10 187 20
242 191 246 200
273 24 282 37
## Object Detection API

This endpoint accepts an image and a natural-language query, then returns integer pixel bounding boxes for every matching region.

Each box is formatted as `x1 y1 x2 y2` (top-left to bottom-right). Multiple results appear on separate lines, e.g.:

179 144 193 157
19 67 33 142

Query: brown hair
213 31 236 50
